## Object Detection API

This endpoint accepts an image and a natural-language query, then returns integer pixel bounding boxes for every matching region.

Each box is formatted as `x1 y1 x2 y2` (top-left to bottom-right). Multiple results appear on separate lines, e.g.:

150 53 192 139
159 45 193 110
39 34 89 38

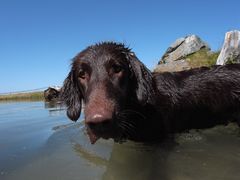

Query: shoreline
0 91 44 101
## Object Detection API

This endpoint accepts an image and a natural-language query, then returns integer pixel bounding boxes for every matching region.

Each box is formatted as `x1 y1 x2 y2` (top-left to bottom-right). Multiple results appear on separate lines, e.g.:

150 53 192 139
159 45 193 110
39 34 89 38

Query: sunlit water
0 101 240 180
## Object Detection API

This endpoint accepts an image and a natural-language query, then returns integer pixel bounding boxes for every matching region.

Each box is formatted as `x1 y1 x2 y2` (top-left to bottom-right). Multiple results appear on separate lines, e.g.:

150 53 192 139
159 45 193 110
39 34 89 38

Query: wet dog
61 42 240 144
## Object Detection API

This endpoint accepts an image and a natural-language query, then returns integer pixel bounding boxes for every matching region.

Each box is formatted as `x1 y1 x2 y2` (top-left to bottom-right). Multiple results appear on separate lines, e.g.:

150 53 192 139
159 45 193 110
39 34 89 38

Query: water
0 101 240 180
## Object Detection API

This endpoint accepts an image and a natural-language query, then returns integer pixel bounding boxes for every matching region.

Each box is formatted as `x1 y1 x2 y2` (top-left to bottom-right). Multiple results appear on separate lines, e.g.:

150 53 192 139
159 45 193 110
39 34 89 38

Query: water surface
0 101 240 180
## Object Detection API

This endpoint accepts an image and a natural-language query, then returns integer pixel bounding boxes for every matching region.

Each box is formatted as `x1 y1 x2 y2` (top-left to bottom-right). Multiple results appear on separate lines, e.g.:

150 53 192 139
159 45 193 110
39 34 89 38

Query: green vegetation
0 91 44 101
185 48 220 68
225 53 240 65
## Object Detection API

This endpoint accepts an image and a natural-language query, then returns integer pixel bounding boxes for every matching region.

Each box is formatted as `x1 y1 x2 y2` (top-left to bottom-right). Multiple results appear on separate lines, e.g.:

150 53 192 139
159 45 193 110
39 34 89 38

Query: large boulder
216 30 240 65
155 35 210 72
44 86 61 102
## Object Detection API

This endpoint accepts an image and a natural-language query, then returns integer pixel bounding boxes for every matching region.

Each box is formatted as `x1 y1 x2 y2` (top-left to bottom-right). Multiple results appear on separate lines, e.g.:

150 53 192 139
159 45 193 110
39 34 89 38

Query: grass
0 91 44 101
185 48 220 68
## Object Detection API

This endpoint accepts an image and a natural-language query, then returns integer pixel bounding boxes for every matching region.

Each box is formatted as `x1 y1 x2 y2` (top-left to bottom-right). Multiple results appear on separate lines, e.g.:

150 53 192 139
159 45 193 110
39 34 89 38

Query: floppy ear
126 52 156 105
60 71 82 121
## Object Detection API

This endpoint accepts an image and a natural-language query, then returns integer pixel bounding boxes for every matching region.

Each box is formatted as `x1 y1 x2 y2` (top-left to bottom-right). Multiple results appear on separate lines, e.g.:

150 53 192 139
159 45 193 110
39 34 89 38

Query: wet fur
61 42 240 142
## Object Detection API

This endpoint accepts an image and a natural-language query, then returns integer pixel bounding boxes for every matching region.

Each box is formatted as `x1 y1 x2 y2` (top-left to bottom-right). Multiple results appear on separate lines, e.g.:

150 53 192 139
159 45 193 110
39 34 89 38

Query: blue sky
0 0 240 93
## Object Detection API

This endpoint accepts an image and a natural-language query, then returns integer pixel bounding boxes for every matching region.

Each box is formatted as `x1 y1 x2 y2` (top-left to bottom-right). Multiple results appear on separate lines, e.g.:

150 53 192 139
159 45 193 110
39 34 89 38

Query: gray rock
159 35 209 64
164 37 185 55
154 59 190 72
155 35 209 72
216 30 240 65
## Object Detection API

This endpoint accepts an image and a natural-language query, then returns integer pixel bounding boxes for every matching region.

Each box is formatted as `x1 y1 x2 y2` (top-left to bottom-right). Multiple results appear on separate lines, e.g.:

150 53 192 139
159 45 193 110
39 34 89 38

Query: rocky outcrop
216 30 240 65
44 86 61 102
154 35 210 72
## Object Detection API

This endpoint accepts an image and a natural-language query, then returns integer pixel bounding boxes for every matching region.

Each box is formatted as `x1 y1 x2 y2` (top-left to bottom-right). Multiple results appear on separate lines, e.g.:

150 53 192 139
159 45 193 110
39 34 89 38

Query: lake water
0 101 240 180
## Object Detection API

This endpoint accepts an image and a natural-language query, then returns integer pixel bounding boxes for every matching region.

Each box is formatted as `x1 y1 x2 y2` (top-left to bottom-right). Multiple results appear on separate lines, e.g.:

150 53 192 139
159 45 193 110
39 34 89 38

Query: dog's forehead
75 45 128 66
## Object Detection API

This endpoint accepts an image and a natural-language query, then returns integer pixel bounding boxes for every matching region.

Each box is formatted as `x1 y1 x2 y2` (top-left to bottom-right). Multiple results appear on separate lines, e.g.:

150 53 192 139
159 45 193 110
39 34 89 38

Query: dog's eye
112 64 122 74
78 70 86 79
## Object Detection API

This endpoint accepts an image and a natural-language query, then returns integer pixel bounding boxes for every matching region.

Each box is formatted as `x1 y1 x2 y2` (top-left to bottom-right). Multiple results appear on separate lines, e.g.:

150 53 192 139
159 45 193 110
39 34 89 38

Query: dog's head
61 42 155 144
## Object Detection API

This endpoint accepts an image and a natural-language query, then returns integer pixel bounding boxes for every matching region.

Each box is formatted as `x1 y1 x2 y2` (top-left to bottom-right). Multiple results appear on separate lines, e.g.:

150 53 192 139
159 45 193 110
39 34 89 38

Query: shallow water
0 101 240 180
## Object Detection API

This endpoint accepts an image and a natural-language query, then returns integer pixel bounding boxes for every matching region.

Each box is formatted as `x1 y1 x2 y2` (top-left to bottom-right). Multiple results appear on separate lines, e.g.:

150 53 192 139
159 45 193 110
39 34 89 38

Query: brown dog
61 42 240 144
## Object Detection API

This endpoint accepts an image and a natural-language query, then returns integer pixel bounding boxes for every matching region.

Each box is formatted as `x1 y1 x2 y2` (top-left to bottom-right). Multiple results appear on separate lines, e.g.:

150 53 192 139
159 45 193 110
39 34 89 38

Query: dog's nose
85 113 112 133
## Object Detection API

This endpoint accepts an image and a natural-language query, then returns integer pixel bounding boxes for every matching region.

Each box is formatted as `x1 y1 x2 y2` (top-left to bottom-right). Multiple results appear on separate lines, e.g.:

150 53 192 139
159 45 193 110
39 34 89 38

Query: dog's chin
86 127 112 144
87 130 99 144
86 127 126 144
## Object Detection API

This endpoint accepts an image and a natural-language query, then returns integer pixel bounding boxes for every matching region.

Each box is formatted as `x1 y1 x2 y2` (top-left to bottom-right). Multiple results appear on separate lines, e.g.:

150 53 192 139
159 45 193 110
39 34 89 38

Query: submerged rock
216 30 240 65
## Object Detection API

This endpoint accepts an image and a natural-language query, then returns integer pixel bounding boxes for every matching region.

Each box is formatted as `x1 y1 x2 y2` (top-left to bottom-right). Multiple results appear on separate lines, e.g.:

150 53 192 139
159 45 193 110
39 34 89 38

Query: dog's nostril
88 122 97 129
86 116 112 133
87 121 109 133
85 112 113 133
102 120 111 126
87 119 111 127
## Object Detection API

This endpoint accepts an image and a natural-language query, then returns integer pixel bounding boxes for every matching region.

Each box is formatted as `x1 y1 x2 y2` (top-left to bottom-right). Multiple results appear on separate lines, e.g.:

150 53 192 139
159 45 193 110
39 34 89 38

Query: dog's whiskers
115 113 138 140
120 121 136 136
121 109 146 120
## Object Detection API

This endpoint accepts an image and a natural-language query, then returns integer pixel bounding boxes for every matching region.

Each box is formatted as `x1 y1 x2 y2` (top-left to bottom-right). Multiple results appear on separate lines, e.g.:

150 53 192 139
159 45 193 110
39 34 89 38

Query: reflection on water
0 101 240 180
44 101 62 109
44 101 65 116
71 125 240 180
0 101 73 179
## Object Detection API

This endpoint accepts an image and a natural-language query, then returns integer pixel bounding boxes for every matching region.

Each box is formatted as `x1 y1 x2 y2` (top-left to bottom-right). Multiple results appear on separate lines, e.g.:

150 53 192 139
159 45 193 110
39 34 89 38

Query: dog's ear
126 52 156 105
60 71 82 121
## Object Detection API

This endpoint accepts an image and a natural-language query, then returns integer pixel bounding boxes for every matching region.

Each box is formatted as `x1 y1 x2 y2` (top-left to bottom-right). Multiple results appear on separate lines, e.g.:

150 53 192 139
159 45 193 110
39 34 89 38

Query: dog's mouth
85 111 143 144
86 127 100 144
86 125 126 144
86 126 114 144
